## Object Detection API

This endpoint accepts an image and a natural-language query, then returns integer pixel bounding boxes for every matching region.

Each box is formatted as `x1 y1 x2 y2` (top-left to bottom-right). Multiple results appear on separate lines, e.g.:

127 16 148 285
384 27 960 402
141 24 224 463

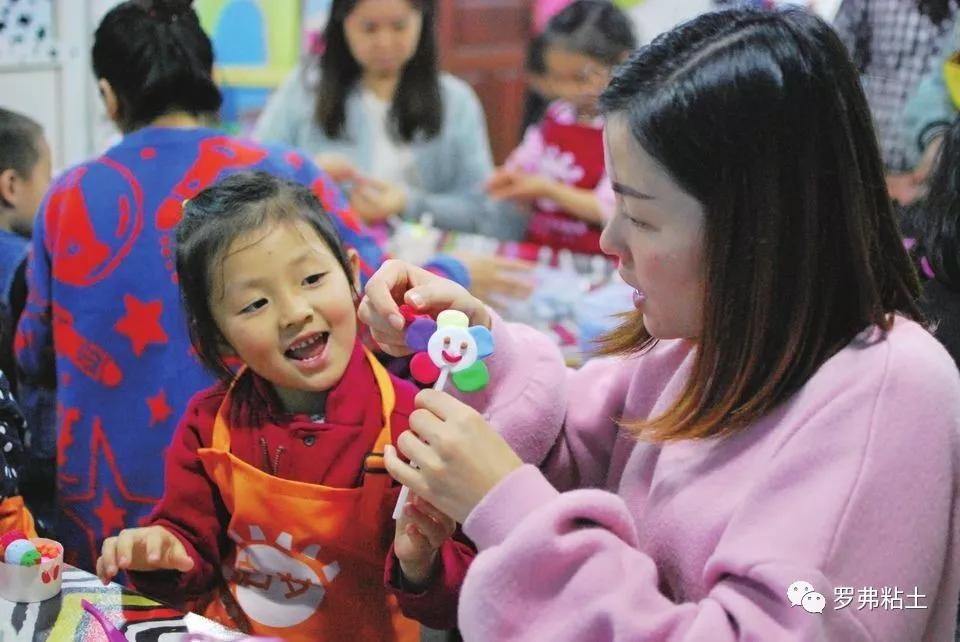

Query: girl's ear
214 331 237 357
346 248 361 291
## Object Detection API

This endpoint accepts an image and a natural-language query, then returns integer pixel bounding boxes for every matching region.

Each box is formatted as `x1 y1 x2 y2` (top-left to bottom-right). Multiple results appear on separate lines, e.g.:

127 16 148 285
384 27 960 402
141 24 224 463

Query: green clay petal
452 361 489 392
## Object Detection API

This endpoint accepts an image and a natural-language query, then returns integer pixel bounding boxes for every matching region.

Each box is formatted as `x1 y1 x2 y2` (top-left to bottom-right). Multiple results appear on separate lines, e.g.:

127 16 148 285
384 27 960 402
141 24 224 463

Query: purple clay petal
405 318 436 352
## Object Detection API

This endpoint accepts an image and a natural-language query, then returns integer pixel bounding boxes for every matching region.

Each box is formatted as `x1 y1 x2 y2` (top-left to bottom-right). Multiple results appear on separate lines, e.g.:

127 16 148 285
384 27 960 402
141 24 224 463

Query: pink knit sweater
453 313 960 641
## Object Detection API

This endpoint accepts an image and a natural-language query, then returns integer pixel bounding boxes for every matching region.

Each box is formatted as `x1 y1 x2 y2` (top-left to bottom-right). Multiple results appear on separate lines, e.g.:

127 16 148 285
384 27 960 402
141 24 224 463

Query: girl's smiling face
210 219 360 414
600 115 707 340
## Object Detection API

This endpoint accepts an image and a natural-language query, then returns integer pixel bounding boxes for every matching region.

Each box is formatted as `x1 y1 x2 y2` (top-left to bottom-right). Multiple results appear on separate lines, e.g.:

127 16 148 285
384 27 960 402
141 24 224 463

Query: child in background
0 108 50 393
903 114 960 367
488 0 636 254
0 368 36 537
95 173 471 641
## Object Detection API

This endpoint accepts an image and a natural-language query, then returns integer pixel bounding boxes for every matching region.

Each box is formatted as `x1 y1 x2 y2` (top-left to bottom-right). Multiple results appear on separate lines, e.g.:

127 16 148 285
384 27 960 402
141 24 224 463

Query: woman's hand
487 168 554 203
454 252 536 303
394 493 456 587
359 260 491 356
315 153 360 183
350 177 408 224
96 526 194 584
384 389 524 524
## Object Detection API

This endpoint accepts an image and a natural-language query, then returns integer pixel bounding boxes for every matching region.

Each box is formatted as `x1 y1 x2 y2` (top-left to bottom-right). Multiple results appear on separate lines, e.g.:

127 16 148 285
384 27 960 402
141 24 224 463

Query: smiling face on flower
426 325 478 373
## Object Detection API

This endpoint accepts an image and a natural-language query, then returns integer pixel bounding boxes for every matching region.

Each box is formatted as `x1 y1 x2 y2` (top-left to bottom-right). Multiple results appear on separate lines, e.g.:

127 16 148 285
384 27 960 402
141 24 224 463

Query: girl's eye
303 273 326 286
240 298 268 314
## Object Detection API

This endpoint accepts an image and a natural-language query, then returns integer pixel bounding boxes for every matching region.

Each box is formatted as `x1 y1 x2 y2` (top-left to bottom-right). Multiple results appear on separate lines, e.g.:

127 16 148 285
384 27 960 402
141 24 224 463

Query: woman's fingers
384 444 428 496
396 424 445 473
414 388 474 423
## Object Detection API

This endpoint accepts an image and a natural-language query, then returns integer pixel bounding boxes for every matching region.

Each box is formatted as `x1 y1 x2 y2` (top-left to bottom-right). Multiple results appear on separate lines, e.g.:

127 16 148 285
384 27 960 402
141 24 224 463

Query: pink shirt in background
451 312 960 641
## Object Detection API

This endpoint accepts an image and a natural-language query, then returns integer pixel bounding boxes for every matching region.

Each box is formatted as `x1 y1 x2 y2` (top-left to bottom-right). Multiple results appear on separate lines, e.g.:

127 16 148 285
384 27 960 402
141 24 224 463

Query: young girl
17 0 468 573
487 0 637 254
95 173 471 641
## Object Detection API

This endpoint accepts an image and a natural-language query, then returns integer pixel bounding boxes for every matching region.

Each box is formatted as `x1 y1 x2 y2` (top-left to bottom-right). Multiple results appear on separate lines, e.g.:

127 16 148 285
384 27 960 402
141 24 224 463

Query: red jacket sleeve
385 530 476 630
128 386 232 605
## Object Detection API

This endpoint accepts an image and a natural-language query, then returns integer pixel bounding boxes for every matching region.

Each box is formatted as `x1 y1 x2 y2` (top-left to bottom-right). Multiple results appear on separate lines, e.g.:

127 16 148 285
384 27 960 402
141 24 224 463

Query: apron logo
226 525 340 629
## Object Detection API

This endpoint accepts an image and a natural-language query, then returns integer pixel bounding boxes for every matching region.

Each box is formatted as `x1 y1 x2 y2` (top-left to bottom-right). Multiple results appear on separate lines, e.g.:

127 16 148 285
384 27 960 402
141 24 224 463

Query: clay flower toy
404 309 494 393
392 307 495 519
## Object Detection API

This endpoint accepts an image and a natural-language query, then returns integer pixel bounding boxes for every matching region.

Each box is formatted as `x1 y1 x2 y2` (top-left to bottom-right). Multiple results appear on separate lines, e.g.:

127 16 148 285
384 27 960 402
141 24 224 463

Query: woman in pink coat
363 8 960 642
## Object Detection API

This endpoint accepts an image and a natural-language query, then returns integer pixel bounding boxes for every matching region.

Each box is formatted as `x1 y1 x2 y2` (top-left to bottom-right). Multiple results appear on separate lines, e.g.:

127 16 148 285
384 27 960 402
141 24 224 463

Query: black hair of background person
316 0 442 143
520 34 550 136
904 114 960 367
918 0 956 25
92 0 222 132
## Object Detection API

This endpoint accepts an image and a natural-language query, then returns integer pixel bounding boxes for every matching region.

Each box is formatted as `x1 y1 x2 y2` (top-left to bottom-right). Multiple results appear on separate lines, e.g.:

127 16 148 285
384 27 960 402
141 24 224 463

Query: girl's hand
384 389 523 524
394 494 456 587
96 526 194 584
350 177 407 224
487 168 553 203
358 260 491 356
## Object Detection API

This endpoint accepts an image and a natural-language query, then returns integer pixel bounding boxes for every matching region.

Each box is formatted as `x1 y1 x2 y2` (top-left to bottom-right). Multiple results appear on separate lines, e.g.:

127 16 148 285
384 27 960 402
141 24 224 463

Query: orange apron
196 348 419 642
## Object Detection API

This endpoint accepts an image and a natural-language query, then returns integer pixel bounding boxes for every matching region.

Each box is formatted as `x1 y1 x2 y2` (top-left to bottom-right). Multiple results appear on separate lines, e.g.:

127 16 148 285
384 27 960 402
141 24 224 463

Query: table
0 565 244 641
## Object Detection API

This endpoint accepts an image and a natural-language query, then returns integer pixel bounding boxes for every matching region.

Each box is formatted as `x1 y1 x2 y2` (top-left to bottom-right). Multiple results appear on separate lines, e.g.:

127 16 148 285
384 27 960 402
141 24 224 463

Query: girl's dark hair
176 171 355 383
598 8 921 441
521 34 550 134
917 0 954 25
906 114 960 289
543 0 637 66
314 0 441 142
92 0 222 133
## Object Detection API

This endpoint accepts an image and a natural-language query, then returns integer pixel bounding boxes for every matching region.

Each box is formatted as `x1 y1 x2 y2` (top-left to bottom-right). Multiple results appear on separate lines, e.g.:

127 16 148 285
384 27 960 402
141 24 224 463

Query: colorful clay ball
4 538 40 566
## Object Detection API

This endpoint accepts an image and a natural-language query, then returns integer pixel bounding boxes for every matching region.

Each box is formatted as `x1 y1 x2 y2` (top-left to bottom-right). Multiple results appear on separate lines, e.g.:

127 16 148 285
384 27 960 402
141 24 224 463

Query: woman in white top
255 0 532 298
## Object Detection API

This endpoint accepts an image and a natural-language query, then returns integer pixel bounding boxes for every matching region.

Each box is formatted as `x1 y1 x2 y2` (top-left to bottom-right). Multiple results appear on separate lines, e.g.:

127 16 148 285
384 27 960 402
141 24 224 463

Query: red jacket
129 341 473 630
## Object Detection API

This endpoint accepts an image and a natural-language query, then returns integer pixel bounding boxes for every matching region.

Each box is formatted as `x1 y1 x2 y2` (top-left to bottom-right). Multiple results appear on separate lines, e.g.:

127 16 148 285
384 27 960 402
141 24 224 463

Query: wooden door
436 0 533 165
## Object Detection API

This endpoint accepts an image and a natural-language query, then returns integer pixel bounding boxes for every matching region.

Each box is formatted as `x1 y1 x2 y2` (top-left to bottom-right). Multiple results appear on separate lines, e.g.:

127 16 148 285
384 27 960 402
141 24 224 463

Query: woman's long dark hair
906 115 960 290
598 8 921 440
92 0 222 132
917 0 955 25
315 0 441 143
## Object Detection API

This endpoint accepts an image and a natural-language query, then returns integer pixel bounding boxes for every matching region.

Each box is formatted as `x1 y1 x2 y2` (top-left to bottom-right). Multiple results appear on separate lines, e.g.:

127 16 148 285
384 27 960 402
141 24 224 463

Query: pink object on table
533 0 574 32
81 599 129 642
